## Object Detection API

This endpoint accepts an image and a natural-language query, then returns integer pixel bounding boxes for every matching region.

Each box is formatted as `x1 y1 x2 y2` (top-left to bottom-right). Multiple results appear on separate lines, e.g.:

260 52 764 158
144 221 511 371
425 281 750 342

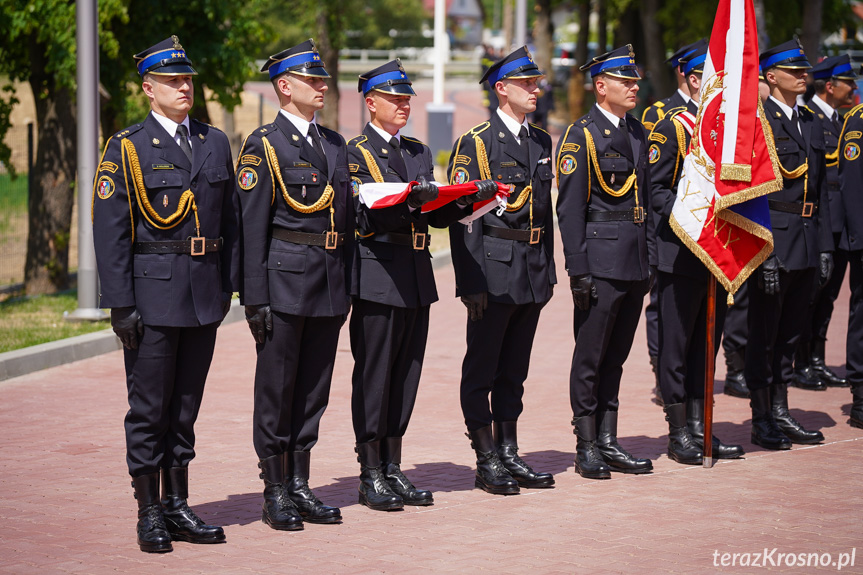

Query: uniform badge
238 167 258 190
96 176 114 200
559 154 577 175
382 148 388 155
604 129 611 136
453 167 469 185
241 154 262 166
292 134 299 141
312 173 318 183
649 144 661 164
163 195 170 207
351 177 362 197
99 161 119 174
152 138 160 145
845 131 862 141
198 134 205 141
844 142 860 161
499 132 506 138
610 173 616 184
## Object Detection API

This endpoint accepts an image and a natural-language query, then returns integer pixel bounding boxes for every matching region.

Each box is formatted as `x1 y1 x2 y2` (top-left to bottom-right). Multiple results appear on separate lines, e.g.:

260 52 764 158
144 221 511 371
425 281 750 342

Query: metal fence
0 123 32 289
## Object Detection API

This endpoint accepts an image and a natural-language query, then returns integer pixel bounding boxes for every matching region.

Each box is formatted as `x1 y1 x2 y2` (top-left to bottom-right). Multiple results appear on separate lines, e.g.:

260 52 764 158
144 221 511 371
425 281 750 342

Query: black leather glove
407 176 438 209
111 306 144 350
245 304 273 345
457 179 498 206
570 274 597 311
758 254 781 296
648 265 657 292
460 292 488 321
819 252 834 287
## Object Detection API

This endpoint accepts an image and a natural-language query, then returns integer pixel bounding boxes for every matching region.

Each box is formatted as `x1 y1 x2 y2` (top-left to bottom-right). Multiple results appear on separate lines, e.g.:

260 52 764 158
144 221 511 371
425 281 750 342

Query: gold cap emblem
172 35 183 50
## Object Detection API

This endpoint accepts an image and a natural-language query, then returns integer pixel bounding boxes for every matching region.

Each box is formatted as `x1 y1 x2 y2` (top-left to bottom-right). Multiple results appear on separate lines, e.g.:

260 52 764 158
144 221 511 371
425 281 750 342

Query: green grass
0 172 28 210
0 290 110 353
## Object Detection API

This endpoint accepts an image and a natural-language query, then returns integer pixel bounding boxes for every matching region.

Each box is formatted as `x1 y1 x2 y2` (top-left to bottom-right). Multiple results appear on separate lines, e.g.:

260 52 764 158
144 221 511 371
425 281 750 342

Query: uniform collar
150 111 190 139
769 95 798 120
279 108 317 138
594 103 625 126
368 122 399 144
677 88 691 104
810 94 836 119
496 108 529 140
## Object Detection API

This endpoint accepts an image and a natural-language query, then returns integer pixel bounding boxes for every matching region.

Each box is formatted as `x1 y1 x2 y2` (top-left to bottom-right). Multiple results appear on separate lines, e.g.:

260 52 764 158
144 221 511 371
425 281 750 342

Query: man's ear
594 77 606 97
765 69 778 87
141 76 154 99
366 95 377 114
277 76 292 99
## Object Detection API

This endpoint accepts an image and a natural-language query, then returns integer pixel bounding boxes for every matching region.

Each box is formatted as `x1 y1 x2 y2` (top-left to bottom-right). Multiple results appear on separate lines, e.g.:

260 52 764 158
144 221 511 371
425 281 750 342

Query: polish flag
358 181 510 220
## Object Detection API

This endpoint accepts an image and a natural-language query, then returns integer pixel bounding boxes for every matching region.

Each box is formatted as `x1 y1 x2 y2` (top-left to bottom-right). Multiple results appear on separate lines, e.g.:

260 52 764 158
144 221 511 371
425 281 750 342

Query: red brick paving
2 84 862 572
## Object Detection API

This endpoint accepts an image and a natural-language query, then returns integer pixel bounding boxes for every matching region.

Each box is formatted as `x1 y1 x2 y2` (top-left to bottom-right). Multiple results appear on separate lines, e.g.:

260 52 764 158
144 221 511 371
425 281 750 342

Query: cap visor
370 84 417 96
603 69 641 80
291 68 331 78
146 64 198 76
505 69 544 80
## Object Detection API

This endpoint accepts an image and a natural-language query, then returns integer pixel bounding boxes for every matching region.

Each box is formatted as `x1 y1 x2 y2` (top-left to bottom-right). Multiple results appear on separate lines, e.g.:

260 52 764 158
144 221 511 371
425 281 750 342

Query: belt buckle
325 231 339 250
633 207 645 224
529 228 541 244
801 202 814 218
190 237 205 256
413 232 427 250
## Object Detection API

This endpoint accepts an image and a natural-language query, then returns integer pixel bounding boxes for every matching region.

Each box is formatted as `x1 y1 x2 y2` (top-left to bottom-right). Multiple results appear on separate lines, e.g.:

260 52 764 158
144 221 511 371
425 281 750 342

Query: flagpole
703 275 716 468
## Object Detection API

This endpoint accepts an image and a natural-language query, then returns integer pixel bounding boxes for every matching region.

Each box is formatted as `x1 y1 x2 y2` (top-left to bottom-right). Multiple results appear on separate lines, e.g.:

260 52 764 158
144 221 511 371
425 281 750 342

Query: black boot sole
606 464 653 474
574 465 611 480
474 477 520 494
667 449 702 465
790 381 827 391
779 433 824 445
514 478 556 488
138 540 173 553
300 513 342 524
358 493 404 511
849 416 863 429
166 531 226 544
751 434 792 450
261 511 304 531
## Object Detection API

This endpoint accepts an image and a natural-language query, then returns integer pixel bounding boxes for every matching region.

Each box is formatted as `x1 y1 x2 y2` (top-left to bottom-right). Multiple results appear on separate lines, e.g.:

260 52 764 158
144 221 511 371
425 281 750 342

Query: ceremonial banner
670 0 783 303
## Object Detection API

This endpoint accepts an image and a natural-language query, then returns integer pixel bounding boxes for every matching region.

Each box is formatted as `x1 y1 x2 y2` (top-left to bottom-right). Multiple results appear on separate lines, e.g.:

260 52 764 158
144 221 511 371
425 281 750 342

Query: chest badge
312 173 318 183
163 195 169 207
152 138 160 145
302 185 307 198
610 173 616 185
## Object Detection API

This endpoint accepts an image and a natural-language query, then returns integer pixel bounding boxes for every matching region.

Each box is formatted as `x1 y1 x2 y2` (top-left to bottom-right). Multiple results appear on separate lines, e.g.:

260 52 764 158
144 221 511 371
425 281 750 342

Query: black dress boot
595 411 653 473
723 348 750 398
572 416 611 479
650 355 663 406
664 403 702 465
850 385 863 429
772 383 824 444
132 471 172 553
492 421 554 488
381 437 434 506
811 339 848 387
792 344 827 391
258 454 303 531
356 441 404 510
685 398 744 459
286 451 341 523
467 425 520 494
161 467 226 543
749 387 791 450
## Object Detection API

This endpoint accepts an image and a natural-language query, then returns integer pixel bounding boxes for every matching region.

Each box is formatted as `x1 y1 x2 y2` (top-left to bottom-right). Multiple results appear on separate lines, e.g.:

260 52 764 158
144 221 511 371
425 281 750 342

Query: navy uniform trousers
93 112 238 476
347 124 467 443
236 112 354 459
447 112 556 431
556 105 654 418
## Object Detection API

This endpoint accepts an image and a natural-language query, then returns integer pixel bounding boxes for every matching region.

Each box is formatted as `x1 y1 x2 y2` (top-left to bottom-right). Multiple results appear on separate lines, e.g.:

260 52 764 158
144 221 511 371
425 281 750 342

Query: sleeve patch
351 177 363 196
240 154 262 166
238 167 258 190
559 154 577 175
452 167 470 184
349 163 360 173
99 161 118 174
454 155 472 166
96 176 115 200
561 143 581 153
648 144 661 164
844 131 861 141
648 132 667 144
844 142 860 161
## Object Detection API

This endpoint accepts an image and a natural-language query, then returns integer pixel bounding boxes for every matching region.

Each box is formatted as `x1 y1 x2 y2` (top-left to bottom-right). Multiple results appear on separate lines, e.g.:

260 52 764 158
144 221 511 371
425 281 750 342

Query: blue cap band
362 70 409 94
682 54 707 75
137 49 188 76
761 48 807 69
488 56 535 85
268 51 322 79
590 55 635 77
814 61 854 80
671 47 699 69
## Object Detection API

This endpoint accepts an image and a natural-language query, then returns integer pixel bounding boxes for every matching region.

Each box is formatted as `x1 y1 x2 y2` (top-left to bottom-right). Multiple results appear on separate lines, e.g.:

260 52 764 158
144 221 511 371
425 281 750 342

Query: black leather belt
272 227 345 249
134 238 222 255
483 224 544 244
371 232 429 250
587 207 645 223
768 200 817 218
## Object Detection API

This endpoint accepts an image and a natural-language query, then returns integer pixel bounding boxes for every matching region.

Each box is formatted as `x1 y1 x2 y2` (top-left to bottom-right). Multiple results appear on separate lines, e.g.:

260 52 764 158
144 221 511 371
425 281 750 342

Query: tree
567 0 591 122
1 0 126 294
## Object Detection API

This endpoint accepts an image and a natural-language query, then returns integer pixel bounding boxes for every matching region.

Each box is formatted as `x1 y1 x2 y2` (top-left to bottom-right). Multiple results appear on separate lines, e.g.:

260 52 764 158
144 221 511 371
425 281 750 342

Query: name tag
152 163 174 170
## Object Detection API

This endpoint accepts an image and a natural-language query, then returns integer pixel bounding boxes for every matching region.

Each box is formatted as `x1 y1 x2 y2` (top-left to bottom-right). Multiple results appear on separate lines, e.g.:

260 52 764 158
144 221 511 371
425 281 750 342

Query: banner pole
703 275 717 468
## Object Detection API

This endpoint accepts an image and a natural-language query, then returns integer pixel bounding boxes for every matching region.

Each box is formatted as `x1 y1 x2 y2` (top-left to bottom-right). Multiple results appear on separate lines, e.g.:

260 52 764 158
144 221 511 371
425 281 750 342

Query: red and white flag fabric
358 181 510 221
670 0 783 303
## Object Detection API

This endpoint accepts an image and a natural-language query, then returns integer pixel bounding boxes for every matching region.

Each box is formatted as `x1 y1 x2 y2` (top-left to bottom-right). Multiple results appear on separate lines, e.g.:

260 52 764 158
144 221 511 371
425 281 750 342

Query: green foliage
0 291 109 353
0 85 20 179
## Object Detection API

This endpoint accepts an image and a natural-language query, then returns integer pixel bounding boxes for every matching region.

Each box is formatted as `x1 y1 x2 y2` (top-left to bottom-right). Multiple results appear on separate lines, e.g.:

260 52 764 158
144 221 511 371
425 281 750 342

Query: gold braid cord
583 128 639 204
263 136 334 214
357 145 385 183
474 134 530 212
121 138 200 235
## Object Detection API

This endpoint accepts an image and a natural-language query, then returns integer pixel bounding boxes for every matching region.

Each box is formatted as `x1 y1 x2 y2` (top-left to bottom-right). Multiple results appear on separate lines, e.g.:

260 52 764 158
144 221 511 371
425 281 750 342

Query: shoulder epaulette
348 135 367 146
529 123 549 136
401 135 427 147
850 103 863 118
191 118 221 131
654 101 666 109
255 123 276 136
799 106 814 119
318 125 339 138
665 106 688 120
468 122 491 136
114 124 143 139
578 115 592 127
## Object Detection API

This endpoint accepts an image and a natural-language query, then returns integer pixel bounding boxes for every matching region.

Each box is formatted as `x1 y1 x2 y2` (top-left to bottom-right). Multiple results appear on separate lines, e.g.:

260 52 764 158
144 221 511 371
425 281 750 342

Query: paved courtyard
1 230 861 573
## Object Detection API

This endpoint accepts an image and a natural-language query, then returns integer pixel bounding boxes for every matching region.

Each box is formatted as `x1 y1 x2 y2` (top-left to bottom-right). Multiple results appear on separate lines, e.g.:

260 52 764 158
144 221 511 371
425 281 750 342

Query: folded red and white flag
358 180 510 217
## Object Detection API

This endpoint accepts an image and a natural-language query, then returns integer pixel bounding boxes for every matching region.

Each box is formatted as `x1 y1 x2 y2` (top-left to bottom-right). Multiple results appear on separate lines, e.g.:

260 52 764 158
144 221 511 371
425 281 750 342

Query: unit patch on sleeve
845 131 862 141
240 154 262 166
96 176 115 200
648 132 667 144
452 167 470 185
559 154 577 175
238 167 258 190
351 177 362 197
99 161 119 174
648 144 661 164
844 142 860 161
